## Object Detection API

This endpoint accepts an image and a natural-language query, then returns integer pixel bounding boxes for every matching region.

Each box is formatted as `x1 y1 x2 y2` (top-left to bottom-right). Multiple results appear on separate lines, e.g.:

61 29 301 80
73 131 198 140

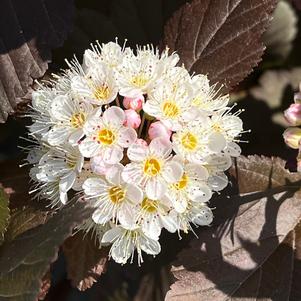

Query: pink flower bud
136 138 148 146
148 121 172 141
284 104 301 126
123 95 144 111
124 109 141 129
283 127 301 149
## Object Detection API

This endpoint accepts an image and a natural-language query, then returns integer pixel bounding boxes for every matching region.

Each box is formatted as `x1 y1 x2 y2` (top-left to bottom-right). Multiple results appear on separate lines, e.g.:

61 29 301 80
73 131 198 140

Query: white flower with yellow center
71 63 118 106
144 79 198 131
172 118 227 163
35 145 84 204
133 196 178 240
190 74 229 113
122 138 183 199
79 106 137 163
162 159 212 213
170 201 213 235
83 41 128 70
116 46 178 98
83 164 143 228
46 94 94 146
101 225 161 265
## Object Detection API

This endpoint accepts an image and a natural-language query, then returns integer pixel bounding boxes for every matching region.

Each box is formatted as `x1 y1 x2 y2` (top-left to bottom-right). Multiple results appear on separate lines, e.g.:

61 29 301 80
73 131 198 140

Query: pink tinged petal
47 127 70 145
90 156 111 175
148 121 172 141
208 132 227 153
120 87 144 99
223 142 241 157
123 95 144 110
208 173 228 191
189 183 212 202
79 138 101 158
118 126 137 147
282 104 300 125
149 137 172 158
103 145 123 164
103 106 125 126
69 128 84 145
118 203 138 229
145 178 167 199
162 161 183 183
140 235 161 255
124 109 141 129
192 206 213 226
182 107 201 122
142 217 161 240
105 163 124 186
82 177 108 196
127 143 148 161
186 163 209 181
125 184 143 203
283 127 301 149
102 227 123 243
136 138 148 146
59 171 76 193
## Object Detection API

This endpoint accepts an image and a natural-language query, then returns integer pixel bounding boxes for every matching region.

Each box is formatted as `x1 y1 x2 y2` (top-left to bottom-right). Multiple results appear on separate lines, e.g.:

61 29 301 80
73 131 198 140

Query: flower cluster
27 41 243 265
283 82 301 171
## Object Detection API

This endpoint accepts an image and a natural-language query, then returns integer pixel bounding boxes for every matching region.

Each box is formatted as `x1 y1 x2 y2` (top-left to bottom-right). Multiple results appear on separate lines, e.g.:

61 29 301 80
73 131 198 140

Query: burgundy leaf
0 0 74 122
63 231 108 291
163 0 277 91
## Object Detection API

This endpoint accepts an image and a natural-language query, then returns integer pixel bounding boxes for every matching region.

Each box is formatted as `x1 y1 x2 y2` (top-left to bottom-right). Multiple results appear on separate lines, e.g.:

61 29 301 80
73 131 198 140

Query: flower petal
149 137 172 158
79 138 101 158
118 126 137 148
59 171 76 193
145 177 167 199
125 183 143 203
102 227 123 243
103 145 123 164
127 143 148 162
162 161 183 183
140 234 161 255
103 106 125 126
83 177 108 196
105 163 123 185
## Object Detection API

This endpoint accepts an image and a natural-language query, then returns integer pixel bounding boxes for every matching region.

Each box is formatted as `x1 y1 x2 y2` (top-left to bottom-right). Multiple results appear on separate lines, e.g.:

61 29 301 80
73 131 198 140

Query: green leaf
0 201 93 301
0 187 10 245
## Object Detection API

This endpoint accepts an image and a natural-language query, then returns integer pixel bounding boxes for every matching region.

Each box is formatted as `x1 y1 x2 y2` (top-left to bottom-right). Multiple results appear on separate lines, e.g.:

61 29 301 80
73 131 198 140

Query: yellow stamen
141 197 158 213
70 112 86 128
97 128 116 145
130 74 148 88
181 132 198 150
93 85 110 101
109 186 125 204
162 101 180 118
143 158 161 176
172 173 188 190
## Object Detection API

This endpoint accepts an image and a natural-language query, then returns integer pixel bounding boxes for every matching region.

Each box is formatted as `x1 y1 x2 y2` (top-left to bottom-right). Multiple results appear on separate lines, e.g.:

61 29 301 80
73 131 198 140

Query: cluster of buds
283 83 301 171
26 41 244 265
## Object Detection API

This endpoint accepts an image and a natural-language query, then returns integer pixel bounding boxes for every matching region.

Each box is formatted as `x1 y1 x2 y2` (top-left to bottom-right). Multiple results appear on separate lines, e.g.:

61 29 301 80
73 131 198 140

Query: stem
138 113 146 138
115 95 121 107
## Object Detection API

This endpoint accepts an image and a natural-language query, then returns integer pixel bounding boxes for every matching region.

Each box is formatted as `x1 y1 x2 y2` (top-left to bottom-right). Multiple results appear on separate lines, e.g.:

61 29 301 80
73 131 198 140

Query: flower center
130 74 149 88
162 101 180 118
70 112 86 128
181 132 198 150
97 128 116 145
212 122 222 132
141 197 158 213
109 186 125 204
93 85 110 101
172 173 189 190
143 158 161 176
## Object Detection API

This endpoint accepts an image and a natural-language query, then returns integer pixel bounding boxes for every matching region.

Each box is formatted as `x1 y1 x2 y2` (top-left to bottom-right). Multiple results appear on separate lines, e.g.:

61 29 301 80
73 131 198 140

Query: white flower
79 106 137 163
116 46 178 98
172 117 227 163
122 138 183 199
102 225 161 265
162 159 211 213
133 196 178 240
190 74 229 113
46 94 94 146
170 202 213 235
71 63 118 106
83 163 143 228
35 145 84 204
83 41 127 70
144 78 198 131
